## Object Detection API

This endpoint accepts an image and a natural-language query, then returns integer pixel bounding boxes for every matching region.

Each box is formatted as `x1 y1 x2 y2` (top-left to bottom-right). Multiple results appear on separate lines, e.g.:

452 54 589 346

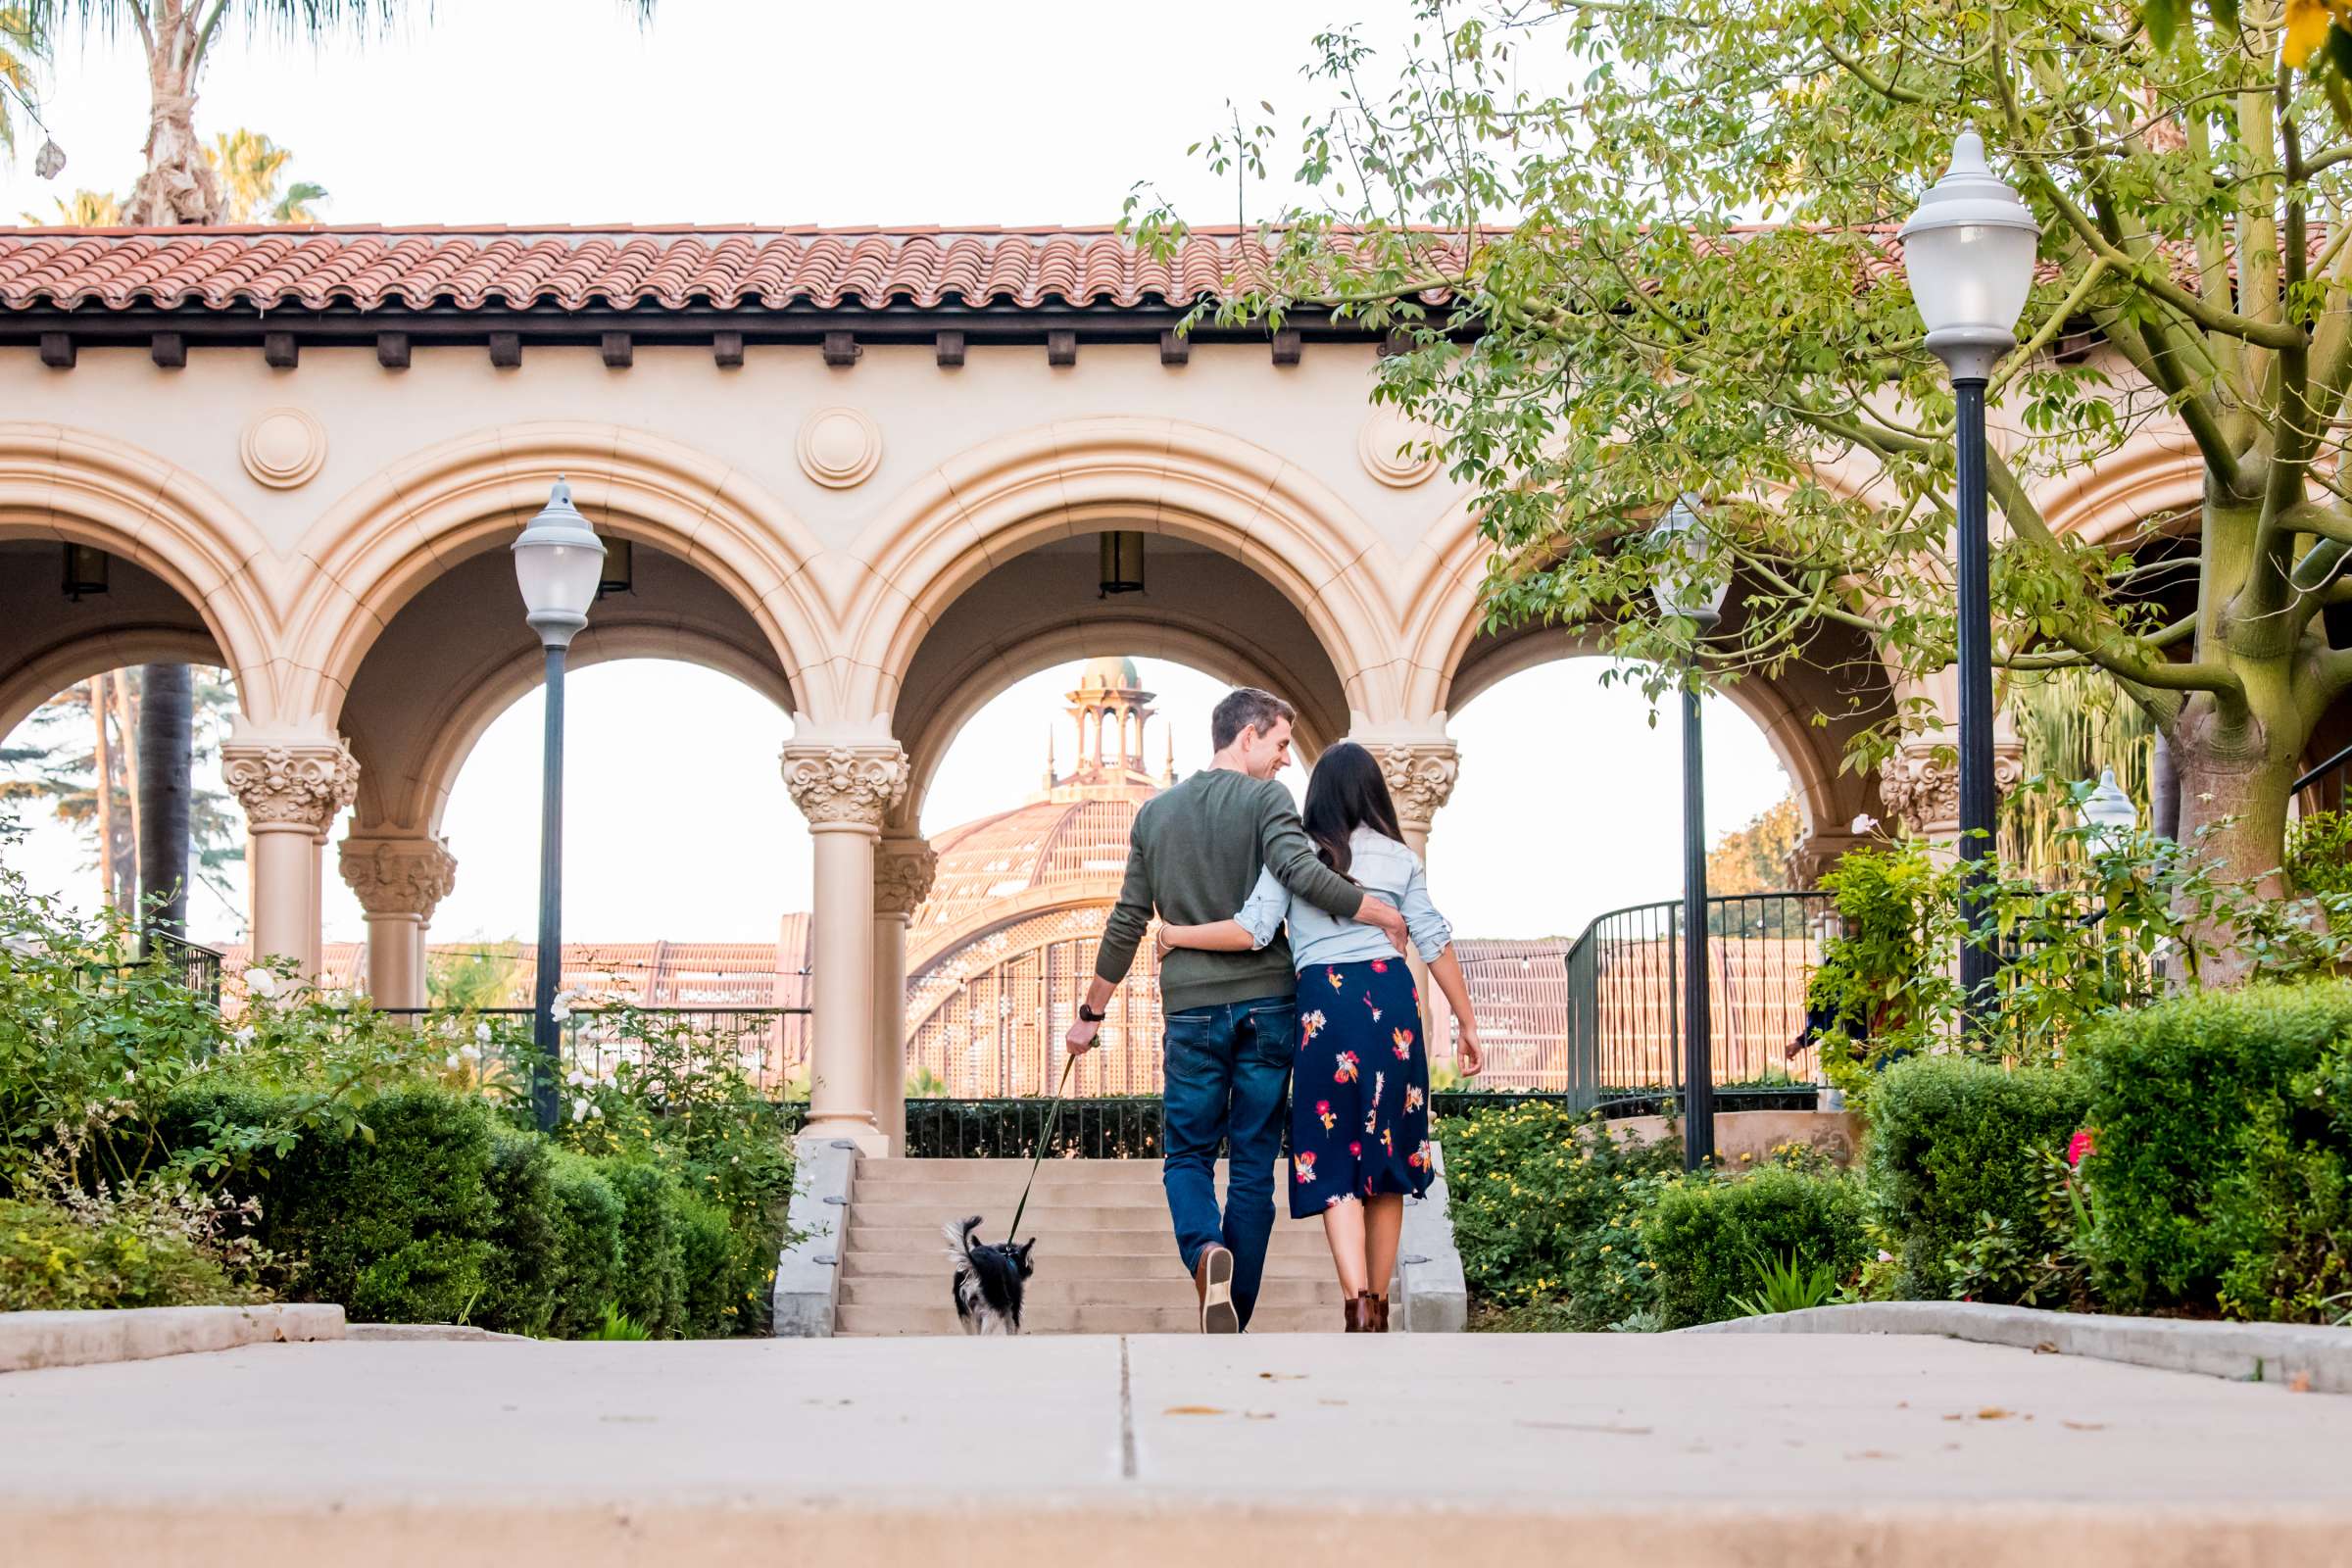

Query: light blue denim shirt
1233 827 1454 970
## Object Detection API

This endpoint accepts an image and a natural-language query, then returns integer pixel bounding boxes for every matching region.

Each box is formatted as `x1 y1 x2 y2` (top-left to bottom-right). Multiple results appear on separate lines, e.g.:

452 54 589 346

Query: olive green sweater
1093 768 1364 1013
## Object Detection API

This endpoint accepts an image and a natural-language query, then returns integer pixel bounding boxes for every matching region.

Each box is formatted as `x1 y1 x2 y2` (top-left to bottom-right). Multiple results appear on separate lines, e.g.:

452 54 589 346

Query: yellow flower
2288 0 2334 66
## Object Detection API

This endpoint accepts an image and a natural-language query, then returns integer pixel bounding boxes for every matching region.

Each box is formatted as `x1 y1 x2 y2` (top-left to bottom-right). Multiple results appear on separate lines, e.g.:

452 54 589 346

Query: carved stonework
783 744 910 828
1881 741 2026 836
223 739 360 830
874 840 939 920
1785 833 1867 890
339 836 458 918
1367 741 1461 831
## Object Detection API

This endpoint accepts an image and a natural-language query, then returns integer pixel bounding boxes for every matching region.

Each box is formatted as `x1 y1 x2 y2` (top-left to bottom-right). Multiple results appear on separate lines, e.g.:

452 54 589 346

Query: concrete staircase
834 1157 1349 1335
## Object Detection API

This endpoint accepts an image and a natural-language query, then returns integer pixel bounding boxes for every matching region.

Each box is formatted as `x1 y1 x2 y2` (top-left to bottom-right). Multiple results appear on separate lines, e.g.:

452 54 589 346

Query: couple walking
1064 688 1483 1333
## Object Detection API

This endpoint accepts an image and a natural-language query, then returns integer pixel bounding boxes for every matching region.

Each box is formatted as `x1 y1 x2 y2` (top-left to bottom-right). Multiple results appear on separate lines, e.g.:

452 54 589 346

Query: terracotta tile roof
0 224 1304 314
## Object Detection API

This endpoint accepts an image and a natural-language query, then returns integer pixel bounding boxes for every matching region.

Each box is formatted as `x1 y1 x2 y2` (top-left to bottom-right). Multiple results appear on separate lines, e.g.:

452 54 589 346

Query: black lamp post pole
531 642 566 1134
1679 661 1715 1172
1953 373 1999 1028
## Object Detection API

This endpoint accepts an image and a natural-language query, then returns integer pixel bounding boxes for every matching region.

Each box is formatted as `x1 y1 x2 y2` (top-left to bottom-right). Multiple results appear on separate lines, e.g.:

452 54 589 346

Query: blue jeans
1161 995 1296 1331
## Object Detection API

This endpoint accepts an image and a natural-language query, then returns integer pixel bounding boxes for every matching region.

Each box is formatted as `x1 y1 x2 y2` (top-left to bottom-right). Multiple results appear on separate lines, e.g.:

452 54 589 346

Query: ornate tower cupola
1052 657 1160 799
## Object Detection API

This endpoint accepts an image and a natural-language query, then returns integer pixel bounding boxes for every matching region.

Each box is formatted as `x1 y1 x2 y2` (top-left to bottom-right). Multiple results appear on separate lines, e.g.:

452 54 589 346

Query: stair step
842 1250 1338 1280
832 1303 1341 1336
846 1225 1334 1255
853 1201 1305 1228
837 1275 1342 1308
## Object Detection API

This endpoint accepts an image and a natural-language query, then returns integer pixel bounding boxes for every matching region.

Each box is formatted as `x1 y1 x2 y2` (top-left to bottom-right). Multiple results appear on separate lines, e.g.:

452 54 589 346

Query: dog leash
1004 1053 1077 1246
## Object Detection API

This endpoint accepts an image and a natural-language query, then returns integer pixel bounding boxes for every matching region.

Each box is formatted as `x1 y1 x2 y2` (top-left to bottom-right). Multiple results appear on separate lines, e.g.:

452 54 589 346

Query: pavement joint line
1118 1335 1138 1480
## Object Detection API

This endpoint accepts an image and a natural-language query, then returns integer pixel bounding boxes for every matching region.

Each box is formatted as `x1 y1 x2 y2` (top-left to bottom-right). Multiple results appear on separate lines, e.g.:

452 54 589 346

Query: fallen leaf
1844 1449 1896 1460
2288 1372 2314 1395
2033 1342 2059 1355
2061 1420 2106 1432
1976 1407 2013 1420
1257 1372 1307 1381
1162 1405 1227 1416
1894 1400 1909 1409
1941 1413 1964 1422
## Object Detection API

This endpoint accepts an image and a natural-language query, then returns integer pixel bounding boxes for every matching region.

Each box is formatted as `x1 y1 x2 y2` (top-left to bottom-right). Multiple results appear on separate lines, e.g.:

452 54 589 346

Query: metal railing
1562 891 1837 1114
374 1004 812 1099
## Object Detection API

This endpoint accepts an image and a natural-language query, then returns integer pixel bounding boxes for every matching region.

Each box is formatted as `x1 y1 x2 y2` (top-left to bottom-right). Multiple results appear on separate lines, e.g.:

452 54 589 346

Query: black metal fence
1563 891 1837 1114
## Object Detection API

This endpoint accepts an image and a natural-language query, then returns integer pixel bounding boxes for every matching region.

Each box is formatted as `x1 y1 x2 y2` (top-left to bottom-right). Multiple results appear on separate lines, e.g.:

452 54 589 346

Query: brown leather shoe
1344 1292 1375 1332
1195 1245 1239 1334
1369 1293 1391 1333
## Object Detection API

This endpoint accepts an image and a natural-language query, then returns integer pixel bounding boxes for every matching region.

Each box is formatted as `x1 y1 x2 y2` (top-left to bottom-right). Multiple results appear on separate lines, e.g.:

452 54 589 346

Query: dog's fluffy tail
942 1214 984 1268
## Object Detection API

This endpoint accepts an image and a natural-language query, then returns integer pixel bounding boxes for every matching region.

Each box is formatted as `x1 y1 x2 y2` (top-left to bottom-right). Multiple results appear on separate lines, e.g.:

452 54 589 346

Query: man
1067 687 1408 1333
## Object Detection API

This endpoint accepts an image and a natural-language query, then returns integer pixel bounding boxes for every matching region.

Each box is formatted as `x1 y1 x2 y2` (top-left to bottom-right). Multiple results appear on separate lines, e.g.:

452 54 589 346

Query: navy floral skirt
1288 956 1434 1219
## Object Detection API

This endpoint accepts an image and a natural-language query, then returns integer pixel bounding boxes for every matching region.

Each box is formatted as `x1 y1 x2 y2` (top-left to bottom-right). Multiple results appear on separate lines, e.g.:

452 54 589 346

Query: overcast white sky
0 3 1794 951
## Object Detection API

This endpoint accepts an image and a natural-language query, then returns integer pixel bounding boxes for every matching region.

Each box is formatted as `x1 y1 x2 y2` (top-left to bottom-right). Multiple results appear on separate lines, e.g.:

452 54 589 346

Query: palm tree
21 186 119 222
0 7 46 164
24 1 658 224
204 127 323 222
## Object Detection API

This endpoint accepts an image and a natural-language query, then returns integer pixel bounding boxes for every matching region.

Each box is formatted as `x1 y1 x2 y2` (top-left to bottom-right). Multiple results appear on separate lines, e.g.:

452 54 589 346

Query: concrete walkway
7 1333 2350 1565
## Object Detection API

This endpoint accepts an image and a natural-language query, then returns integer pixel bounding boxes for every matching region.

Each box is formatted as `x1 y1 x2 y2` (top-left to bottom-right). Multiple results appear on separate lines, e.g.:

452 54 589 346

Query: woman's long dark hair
1302 741 1405 877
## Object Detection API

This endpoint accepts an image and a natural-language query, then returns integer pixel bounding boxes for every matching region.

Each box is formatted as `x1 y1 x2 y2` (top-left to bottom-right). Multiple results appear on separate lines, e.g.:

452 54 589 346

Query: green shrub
478 1129 560 1337
1645 1166 1866 1328
0 1195 257 1310
2285 809 2352 899
602 1158 686 1337
1863 1054 2090 1299
1440 1103 1683 1329
544 1150 625 1340
676 1193 747 1339
2078 981 2352 1317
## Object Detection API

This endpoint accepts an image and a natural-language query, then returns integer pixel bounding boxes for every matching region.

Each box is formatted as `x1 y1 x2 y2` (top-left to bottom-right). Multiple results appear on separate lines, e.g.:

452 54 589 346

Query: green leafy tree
21 186 121 223
204 125 322 221
1706 794 1804 895
1134 0 2352 970
0 5 47 162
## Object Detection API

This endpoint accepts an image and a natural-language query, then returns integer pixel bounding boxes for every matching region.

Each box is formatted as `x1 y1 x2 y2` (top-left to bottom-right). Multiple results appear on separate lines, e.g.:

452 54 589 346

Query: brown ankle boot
1369 1293 1391 1333
1343 1292 1375 1332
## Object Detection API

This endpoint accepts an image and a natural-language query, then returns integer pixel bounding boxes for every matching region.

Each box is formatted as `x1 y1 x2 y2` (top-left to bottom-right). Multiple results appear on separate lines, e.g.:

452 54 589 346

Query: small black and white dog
945 1215 1036 1335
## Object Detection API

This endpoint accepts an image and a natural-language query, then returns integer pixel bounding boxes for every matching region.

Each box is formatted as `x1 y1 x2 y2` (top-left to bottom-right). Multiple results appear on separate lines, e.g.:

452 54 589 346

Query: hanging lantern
597 537 634 600
62 542 109 602
1099 531 1145 597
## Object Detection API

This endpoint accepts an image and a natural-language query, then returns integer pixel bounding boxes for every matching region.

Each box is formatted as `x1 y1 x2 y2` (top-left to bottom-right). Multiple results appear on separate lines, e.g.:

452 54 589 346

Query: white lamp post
1900 128 2040 1028
2081 767 2139 852
512 478 605 1132
1649 496 1732 1170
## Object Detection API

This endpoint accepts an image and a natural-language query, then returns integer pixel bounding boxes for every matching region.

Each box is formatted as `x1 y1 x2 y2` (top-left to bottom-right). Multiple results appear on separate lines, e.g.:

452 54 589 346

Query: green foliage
1439 1102 1682 1328
543 1150 624 1341
1730 1248 1842 1318
0 1193 256 1310
601 1158 686 1338
1862 1055 2090 1300
2000 668 2155 882
1704 793 1804 896
477 1129 560 1337
2284 810 2352 899
1645 1166 1866 1328
1941 1151 2095 1310
581 1303 653 1341
2076 982 2352 1318
1806 840 1959 1093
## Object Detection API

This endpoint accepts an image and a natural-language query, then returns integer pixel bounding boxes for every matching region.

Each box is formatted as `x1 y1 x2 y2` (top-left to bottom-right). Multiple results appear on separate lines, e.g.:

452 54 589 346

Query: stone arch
364 615 797 837
0 626 221 742
278 421 833 725
2031 430 2205 547
836 417 1404 730
0 423 279 719
893 613 1347 829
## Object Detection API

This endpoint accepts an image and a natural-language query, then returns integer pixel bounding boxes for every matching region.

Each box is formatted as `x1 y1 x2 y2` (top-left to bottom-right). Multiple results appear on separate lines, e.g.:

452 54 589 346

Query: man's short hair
1211 687 1298 752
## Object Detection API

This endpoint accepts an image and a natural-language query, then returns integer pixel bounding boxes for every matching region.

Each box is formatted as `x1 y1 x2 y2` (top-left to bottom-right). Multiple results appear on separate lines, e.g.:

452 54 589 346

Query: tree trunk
2168 693 2296 985
121 6 220 226
137 663 194 935
88 676 119 910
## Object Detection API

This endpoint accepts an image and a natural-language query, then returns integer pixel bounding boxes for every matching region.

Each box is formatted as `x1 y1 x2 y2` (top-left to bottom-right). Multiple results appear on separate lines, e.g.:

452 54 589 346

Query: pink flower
2066 1129 2095 1168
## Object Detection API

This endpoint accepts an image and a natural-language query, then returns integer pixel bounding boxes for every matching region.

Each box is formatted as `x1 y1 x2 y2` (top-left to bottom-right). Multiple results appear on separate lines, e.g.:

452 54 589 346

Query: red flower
1348 1141 1362 1157
1371 958 1390 973
2065 1129 2096 1168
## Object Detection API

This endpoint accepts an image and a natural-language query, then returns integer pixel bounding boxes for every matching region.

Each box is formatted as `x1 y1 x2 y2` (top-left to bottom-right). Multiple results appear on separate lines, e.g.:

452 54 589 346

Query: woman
1156 741 1483 1332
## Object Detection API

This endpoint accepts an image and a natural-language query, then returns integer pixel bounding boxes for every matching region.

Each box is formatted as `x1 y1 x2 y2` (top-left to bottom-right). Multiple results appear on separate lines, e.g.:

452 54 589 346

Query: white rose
473 1023 492 1045
1851 813 1880 835
565 1068 588 1088
241 967 278 999
549 1003 571 1022
232 1026 256 1048
569 1097 591 1123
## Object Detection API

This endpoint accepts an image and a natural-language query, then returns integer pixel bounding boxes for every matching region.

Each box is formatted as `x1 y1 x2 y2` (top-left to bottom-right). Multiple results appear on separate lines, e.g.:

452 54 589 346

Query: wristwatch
1077 1004 1105 1024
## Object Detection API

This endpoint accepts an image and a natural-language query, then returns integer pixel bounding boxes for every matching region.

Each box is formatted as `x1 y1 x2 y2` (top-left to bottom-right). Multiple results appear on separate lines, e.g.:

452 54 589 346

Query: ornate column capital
1786 832 1868 890
338 834 458 919
782 743 910 830
1882 738 2024 838
1362 739 1461 832
222 731 360 832
874 837 939 920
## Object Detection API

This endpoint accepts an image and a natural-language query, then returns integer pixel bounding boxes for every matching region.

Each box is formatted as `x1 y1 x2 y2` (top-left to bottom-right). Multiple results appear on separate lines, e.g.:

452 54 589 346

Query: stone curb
344 1323 537 1345
0 1303 345 1374
1686 1300 2352 1392
772 1135 858 1337
1395 1142 1467 1333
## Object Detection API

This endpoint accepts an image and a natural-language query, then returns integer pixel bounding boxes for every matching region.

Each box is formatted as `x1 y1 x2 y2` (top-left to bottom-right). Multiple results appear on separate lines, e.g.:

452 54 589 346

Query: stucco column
1360 738 1461 1058
338 834 459 1008
1884 667 2025 858
873 837 939 1155
222 722 360 975
784 742 910 1153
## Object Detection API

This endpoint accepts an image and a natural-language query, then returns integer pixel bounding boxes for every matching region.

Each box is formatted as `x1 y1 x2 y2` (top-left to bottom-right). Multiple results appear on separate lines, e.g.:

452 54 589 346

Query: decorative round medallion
796 406 882 489
1357 406 1440 488
239 407 327 490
